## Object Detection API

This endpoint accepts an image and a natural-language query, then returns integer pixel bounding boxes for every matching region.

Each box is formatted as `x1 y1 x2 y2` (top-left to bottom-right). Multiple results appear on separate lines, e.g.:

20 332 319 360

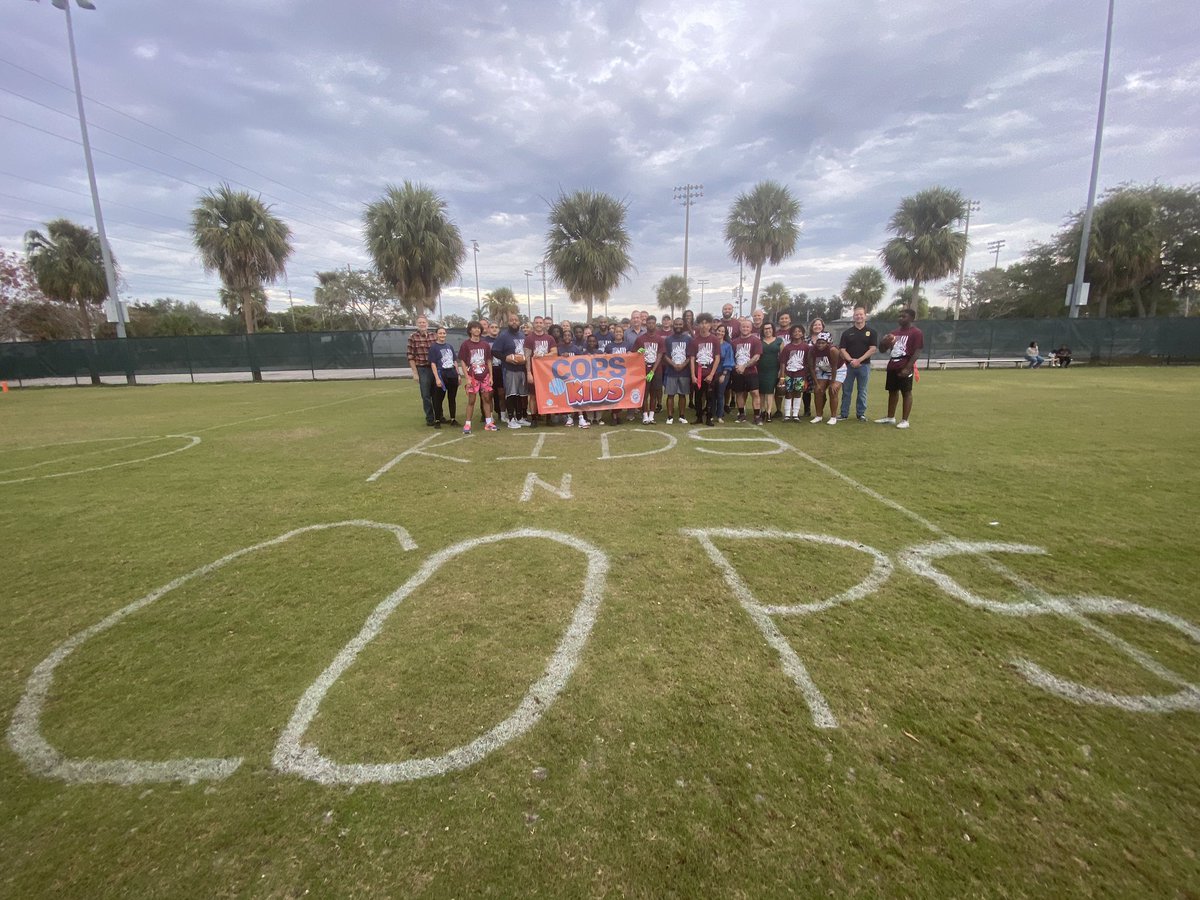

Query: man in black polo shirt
838 306 878 422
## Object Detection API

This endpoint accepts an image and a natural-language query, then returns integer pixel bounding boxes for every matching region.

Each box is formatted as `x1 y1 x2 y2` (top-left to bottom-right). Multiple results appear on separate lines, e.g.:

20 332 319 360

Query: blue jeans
711 371 731 419
416 366 435 423
1027 355 1044 368
840 364 870 419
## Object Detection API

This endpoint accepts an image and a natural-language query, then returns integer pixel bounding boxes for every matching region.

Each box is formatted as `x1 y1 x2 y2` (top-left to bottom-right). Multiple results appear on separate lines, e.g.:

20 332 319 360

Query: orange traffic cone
0 381 8 393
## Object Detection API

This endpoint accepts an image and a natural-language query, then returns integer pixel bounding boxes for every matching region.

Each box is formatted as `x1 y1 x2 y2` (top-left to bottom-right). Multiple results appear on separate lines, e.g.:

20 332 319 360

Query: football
879 334 895 352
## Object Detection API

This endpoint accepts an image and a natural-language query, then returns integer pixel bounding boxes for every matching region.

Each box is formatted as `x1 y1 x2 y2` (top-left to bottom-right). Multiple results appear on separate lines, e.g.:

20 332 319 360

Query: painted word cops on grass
7 523 1198 788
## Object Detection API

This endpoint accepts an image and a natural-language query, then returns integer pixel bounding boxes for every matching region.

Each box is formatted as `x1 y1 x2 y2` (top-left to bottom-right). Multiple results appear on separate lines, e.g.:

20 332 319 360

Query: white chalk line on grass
598 428 677 459
0 436 168 474
683 529 894 729
769 430 1200 715
687 427 786 456
7 521 417 785
366 434 471 481
272 528 608 785
0 435 201 486
193 390 391 434
520 473 573 502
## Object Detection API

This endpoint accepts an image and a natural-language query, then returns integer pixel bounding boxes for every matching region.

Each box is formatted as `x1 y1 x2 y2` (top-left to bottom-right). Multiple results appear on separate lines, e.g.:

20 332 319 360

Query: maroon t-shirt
731 334 763 377
810 343 843 378
633 331 667 370
523 333 556 361
690 333 721 380
886 326 924 372
780 340 809 375
458 339 492 379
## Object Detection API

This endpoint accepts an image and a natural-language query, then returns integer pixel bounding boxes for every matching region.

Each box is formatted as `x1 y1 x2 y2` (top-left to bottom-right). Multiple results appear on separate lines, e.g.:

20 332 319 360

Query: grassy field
1 368 1197 898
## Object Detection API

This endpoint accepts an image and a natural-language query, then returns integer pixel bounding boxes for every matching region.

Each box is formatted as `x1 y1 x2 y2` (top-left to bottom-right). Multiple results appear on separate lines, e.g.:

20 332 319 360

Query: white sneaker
874 417 896 424
642 413 650 424
579 417 590 429
517 417 532 426
500 412 509 423
810 416 823 424
896 420 910 429
678 417 688 424
667 417 674 425
565 417 574 426
507 419 522 429
827 417 838 425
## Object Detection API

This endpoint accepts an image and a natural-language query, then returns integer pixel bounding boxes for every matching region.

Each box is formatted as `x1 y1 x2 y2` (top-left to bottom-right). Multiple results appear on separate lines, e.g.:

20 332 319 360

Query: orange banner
531 353 647 414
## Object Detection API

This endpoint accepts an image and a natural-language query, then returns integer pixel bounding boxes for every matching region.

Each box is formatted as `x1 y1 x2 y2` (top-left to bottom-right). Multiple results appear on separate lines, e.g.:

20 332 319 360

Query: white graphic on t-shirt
670 341 687 364
642 343 658 365
532 339 551 357
735 343 752 367
437 347 454 368
469 348 486 374
785 350 804 372
696 344 714 367
890 335 909 360
816 354 831 374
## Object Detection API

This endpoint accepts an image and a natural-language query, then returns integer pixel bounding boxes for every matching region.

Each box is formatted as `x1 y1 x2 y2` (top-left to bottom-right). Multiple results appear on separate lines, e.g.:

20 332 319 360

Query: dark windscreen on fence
2 320 1198 384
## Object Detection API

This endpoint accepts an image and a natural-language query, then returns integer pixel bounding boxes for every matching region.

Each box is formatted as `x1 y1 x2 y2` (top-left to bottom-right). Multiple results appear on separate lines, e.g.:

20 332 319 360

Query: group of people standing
405 304 926 433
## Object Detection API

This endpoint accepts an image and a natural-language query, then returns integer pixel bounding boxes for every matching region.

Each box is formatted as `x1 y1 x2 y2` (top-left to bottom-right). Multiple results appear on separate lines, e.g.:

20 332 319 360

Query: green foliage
1 299 83 341
314 268 396 331
842 265 887 313
544 189 633 324
724 180 801 307
363 182 465 317
191 185 293 338
654 273 689 317
758 281 792 316
484 286 520 321
1 247 47 308
441 313 468 328
23 218 112 341
126 298 227 337
879 187 967 310
879 285 931 320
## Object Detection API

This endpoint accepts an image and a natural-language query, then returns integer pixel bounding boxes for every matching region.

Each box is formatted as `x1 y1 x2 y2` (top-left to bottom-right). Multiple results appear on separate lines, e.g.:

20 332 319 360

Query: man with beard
492 312 530 428
690 313 721 426
405 314 435 426
633 315 667 424
662 317 693 424
523 315 558 427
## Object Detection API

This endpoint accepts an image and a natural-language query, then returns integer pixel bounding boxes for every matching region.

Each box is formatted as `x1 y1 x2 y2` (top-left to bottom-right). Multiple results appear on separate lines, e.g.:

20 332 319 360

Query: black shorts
885 370 914 393
730 372 758 393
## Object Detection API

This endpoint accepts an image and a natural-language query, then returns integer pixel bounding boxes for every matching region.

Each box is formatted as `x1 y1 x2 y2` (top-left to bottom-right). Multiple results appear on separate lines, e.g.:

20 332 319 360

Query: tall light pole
697 278 709 314
535 263 548 318
953 199 980 320
987 239 1006 269
674 183 702 286
37 0 134 382
471 240 481 319
523 269 533 320
1069 0 1116 319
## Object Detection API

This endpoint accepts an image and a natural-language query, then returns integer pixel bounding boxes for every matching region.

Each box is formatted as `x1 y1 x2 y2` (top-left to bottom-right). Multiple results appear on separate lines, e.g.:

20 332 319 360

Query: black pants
432 379 458 422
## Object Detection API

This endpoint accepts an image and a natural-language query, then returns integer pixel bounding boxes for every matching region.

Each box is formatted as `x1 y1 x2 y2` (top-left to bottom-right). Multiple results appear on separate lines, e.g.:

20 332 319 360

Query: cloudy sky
2 0 1197 322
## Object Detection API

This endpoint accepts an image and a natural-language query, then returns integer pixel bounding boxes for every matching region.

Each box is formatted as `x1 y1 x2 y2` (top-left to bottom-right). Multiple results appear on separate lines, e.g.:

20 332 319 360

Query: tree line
4 180 1197 358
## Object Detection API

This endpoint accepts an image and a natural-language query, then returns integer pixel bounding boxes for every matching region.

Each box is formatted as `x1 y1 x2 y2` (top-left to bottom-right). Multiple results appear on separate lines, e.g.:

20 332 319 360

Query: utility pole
954 199 980 320
288 289 297 331
1069 0 1116 319
524 269 534 320
697 278 709 314
673 183 702 287
987 239 1006 269
535 263 548 318
471 240 481 319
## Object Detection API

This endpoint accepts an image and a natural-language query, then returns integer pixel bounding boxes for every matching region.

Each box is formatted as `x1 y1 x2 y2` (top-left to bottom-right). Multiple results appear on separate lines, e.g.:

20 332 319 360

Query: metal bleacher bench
930 357 1028 370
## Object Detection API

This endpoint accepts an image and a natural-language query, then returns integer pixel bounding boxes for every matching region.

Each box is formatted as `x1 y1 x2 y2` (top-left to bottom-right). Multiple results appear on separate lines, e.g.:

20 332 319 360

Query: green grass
0 370 1197 897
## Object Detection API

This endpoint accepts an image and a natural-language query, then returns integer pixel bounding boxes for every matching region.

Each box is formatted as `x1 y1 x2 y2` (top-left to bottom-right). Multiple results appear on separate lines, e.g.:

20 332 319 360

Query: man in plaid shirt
406 315 435 426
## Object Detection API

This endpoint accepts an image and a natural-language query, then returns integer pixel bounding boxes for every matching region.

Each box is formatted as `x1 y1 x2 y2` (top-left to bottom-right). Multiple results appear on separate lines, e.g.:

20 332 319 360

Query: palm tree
363 182 465 317
25 218 112 385
758 281 792 318
484 286 519 321
24 218 110 340
545 190 633 324
841 266 887 313
1085 191 1161 318
879 187 967 311
724 181 802 309
655 274 689 319
192 184 291 336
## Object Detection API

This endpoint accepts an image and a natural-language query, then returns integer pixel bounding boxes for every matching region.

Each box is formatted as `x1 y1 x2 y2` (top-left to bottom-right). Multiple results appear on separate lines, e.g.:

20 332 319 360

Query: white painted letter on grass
6 522 418 785
272 528 609 784
520 473 573 502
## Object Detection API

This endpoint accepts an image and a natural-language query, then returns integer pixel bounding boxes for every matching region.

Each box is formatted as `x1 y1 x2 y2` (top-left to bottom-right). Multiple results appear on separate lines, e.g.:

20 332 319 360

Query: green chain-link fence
1 320 1196 385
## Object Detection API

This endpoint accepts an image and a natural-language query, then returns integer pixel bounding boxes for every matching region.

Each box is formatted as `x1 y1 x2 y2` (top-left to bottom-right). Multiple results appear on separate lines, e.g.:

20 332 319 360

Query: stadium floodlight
31 0 132 379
